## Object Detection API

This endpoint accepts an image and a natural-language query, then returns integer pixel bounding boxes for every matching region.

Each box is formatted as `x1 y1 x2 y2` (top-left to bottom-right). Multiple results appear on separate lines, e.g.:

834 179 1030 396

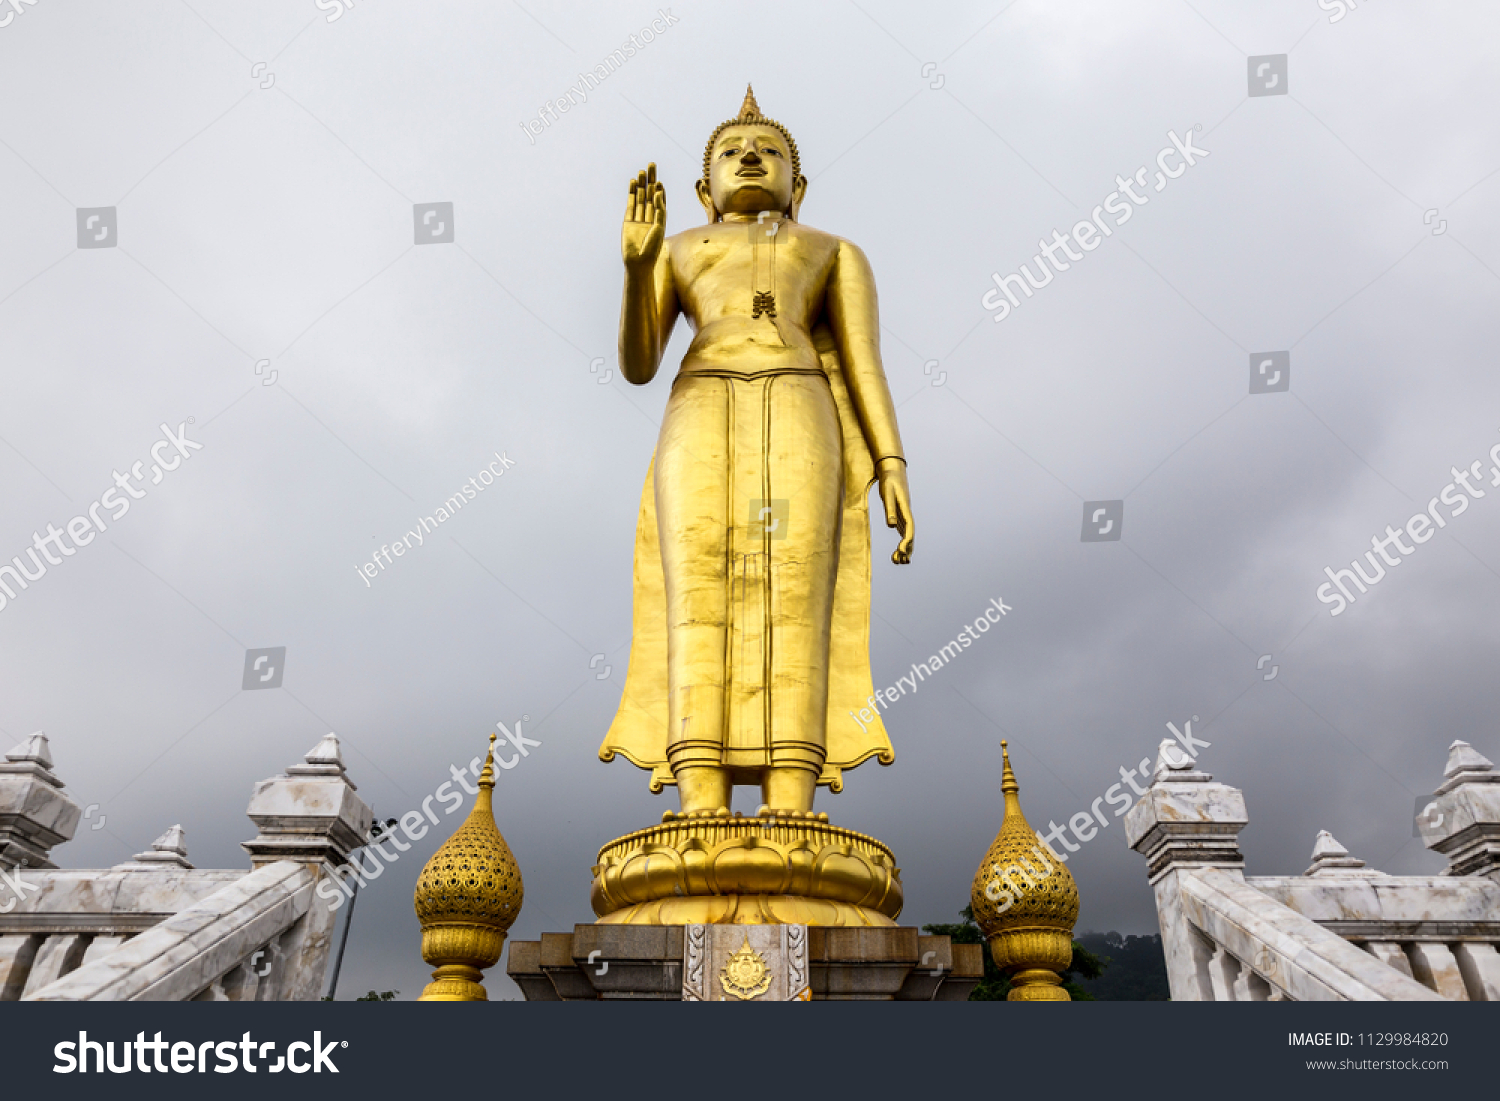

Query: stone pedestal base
506 924 983 1001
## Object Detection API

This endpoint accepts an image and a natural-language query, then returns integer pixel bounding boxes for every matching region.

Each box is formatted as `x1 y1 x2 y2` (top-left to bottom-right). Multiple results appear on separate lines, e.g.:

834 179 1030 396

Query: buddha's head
698 85 806 223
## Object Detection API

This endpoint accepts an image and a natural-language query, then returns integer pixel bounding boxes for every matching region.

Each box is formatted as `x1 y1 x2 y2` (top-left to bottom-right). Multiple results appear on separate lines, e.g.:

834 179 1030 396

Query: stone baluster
1365 941 1414 978
1452 943 1500 1001
1208 945 1240 1001
0 935 41 999
1244 971 1273 1000
21 935 89 997
1405 943 1469 1000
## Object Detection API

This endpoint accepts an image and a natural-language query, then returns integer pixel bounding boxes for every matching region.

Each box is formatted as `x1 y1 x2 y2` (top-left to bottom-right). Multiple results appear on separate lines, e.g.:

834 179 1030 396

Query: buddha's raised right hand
622 163 666 270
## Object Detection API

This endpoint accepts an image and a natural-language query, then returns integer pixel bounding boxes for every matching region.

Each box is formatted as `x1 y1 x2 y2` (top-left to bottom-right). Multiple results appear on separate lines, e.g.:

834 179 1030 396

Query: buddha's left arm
827 240 903 460
828 239 915 563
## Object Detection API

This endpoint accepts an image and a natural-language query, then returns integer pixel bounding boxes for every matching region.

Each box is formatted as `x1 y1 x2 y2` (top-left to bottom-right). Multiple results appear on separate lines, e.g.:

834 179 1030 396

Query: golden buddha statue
598 86 915 819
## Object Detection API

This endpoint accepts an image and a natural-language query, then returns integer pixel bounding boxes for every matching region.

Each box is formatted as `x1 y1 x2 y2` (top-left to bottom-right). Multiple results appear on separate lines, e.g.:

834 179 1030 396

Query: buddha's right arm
619 252 678 385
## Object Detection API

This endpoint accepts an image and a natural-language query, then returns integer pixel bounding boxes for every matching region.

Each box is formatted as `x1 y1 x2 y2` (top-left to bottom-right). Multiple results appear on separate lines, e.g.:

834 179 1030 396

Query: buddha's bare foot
676 766 729 815
762 767 816 814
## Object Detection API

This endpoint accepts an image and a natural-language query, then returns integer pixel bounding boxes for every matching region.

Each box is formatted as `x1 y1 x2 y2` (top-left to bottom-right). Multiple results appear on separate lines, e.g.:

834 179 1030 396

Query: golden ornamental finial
414 733 523 1001
969 743 1080 1002
1000 739 1018 795
477 732 497 789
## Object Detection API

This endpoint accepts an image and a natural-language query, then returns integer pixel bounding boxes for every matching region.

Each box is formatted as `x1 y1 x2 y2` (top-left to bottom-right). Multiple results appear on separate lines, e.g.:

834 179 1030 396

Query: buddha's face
704 124 800 218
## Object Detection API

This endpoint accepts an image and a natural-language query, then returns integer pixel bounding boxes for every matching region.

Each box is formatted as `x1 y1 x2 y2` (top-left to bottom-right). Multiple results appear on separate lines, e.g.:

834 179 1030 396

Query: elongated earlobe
695 178 720 222
788 175 807 222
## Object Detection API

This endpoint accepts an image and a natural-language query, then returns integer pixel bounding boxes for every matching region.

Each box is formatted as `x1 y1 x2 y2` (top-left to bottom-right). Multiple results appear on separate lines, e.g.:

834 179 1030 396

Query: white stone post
1419 741 1500 882
1124 740 1248 1001
0 733 81 871
240 734 373 1000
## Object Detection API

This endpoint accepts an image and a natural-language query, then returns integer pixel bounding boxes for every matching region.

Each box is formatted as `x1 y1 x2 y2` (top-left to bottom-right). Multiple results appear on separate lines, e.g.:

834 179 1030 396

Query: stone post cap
1125 746 1247 882
242 733 372 868
5 732 55 767
151 824 188 856
1126 744 1245 845
0 732 62 787
116 824 195 870
1310 830 1346 860
0 731 81 870
1304 830 1381 877
1435 740 1498 795
1150 737 1213 784
286 732 354 785
1420 741 1500 876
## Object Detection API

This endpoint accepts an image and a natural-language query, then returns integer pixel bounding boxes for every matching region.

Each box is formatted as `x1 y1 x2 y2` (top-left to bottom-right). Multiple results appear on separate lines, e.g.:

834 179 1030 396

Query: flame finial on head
739 84 761 120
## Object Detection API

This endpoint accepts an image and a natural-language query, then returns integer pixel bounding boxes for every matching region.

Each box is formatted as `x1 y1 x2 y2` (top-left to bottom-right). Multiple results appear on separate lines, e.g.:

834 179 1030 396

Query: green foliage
921 907 1106 1001
1071 932 1170 1000
354 989 399 1001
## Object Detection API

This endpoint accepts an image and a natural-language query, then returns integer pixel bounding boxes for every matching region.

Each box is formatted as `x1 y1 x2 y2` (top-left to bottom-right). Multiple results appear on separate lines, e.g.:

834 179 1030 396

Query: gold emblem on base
719 936 773 1000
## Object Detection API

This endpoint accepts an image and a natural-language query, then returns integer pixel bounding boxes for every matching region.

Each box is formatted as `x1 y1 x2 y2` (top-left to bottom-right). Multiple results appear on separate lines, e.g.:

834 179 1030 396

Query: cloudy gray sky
2 0 1497 1000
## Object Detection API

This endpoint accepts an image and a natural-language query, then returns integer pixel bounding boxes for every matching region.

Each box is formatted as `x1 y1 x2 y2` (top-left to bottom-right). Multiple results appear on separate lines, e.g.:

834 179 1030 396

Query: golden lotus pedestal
505 812 988 999
589 810 903 927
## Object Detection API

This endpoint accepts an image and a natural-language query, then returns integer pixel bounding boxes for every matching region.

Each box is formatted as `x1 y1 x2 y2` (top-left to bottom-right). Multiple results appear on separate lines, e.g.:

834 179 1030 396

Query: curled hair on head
702 84 801 182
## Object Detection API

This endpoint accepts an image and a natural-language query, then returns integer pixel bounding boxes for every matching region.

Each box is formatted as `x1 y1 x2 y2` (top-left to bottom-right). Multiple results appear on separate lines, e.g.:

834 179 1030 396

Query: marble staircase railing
1249 874 1500 1001
24 860 331 1001
0 731 371 1001
1175 867 1445 1001
1126 737 1500 1002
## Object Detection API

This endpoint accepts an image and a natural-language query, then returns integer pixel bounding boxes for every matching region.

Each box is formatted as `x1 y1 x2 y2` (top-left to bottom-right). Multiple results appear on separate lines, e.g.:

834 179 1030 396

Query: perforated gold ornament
413 802 522 930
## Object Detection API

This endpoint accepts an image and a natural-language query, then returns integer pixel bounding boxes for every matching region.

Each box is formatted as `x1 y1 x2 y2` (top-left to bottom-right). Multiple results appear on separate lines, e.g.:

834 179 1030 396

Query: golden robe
598 324 895 792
